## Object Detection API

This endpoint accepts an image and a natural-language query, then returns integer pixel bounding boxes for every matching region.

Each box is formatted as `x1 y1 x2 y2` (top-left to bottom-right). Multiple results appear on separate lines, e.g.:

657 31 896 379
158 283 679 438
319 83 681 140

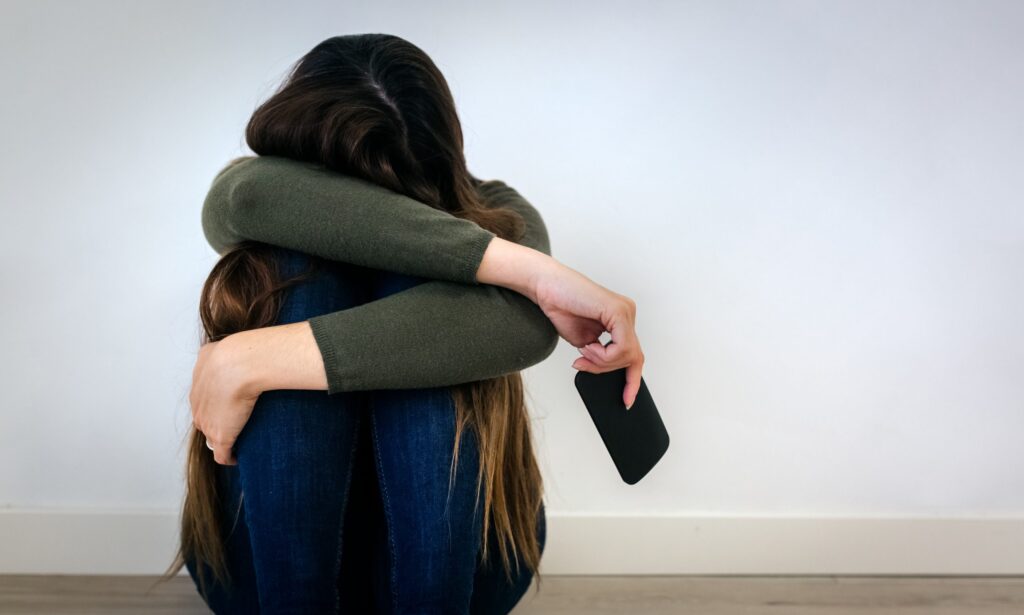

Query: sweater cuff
307 315 344 395
459 230 496 285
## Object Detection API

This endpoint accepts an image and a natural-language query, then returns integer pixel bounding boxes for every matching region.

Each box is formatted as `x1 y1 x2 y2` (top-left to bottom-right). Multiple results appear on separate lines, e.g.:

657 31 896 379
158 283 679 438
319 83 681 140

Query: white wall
2 0 1022 573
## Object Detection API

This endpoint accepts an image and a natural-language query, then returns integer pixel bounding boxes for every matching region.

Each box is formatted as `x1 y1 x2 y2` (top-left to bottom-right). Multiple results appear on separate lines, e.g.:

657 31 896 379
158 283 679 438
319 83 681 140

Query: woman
156 34 644 613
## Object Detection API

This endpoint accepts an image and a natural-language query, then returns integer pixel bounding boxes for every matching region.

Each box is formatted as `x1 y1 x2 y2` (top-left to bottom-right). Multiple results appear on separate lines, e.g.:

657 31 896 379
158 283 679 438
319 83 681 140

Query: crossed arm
201 155 559 393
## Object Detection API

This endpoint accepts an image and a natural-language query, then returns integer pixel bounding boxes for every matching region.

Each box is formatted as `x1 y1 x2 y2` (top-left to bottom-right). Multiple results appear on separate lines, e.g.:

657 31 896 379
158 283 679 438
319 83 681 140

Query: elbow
476 286 559 372
507 320 558 371
533 320 559 363
502 292 559 368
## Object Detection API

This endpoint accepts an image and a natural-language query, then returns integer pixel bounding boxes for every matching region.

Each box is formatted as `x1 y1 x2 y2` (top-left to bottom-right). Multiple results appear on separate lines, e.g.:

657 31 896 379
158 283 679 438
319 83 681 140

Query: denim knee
368 386 484 613
261 246 369 324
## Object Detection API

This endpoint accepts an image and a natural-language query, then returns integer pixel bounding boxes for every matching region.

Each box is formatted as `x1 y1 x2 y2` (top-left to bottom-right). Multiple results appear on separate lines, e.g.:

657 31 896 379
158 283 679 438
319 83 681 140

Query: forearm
226 322 328 394
475 236 561 303
305 280 559 393
202 155 495 284
229 278 559 395
203 156 565 292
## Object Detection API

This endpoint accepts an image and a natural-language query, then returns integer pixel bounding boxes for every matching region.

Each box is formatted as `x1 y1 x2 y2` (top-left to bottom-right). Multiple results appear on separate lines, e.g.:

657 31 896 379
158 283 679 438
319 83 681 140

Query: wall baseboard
2 509 1022 576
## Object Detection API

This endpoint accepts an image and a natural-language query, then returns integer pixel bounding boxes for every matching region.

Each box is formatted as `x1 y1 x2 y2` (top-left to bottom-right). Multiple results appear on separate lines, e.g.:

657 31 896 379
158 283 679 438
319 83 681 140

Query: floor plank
0 575 1022 614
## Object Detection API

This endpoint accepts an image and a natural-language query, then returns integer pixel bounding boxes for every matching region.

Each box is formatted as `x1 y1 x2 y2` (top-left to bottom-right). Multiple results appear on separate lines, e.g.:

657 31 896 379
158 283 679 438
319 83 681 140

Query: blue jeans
185 246 546 614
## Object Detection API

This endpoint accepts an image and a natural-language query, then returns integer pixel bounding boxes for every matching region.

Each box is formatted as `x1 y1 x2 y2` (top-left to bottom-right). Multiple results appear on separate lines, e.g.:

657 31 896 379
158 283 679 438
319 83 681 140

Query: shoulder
213 155 256 180
472 177 551 252
212 155 327 183
474 178 545 226
474 178 521 204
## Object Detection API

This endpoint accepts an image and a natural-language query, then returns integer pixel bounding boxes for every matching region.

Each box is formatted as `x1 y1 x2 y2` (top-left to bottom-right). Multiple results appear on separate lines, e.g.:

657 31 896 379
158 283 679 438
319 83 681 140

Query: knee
366 267 430 300
388 545 479 612
267 250 369 324
265 245 320 278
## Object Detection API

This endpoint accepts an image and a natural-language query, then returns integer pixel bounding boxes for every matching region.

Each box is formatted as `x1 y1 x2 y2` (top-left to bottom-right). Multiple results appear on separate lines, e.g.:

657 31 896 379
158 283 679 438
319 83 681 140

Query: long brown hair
154 33 545 600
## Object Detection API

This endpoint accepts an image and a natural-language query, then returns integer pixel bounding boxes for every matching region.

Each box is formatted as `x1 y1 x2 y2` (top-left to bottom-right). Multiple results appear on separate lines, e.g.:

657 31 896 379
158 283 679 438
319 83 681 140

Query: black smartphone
574 367 670 484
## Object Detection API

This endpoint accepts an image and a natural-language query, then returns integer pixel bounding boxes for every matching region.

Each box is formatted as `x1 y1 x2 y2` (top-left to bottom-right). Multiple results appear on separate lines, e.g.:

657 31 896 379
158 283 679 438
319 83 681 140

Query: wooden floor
1 575 1023 614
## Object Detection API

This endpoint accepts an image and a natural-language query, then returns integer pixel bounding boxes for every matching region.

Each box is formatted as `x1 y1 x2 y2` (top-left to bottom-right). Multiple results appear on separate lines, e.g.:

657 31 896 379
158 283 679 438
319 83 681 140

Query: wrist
220 329 268 398
223 322 328 393
476 236 558 304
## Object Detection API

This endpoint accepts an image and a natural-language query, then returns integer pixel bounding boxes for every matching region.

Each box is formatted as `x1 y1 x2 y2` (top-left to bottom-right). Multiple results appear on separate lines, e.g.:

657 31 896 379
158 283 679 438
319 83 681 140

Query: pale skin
191 236 645 465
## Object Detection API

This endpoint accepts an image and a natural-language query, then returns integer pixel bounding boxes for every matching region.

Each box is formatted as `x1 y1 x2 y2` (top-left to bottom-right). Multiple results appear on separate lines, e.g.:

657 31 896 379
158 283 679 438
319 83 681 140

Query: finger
572 356 600 372
564 318 604 347
220 438 238 466
582 340 629 368
588 341 634 367
567 332 600 348
623 360 643 410
581 331 604 348
577 319 605 343
211 441 231 466
580 341 611 366
602 321 643 368
190 385 204 420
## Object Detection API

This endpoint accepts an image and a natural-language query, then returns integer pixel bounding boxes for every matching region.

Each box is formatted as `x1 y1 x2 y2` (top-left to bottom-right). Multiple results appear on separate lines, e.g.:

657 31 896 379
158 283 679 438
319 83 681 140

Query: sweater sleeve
199 155 559 393
306 178 558 392
202 155 496 284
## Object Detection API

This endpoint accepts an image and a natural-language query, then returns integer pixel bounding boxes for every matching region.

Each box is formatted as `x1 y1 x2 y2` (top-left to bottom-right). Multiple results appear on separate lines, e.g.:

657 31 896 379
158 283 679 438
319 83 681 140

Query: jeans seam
443 390 456 556
369 396 400 615
332 402 362 614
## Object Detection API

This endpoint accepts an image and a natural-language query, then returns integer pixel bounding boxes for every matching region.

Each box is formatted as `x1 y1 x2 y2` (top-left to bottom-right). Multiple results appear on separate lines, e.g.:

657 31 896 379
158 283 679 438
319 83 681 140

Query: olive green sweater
201 155 558 394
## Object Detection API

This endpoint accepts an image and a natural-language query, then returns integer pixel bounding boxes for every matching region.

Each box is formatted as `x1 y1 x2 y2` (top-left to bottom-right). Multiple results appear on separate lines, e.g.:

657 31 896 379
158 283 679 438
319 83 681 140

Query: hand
189 334 261 465
532 262 646 409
